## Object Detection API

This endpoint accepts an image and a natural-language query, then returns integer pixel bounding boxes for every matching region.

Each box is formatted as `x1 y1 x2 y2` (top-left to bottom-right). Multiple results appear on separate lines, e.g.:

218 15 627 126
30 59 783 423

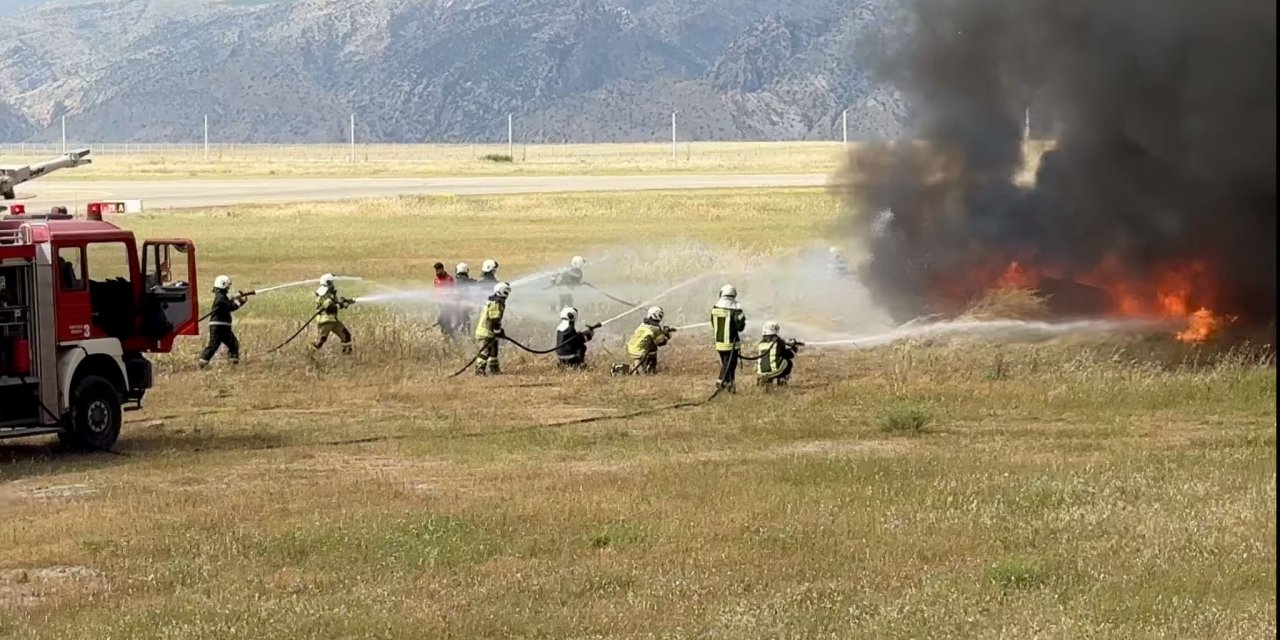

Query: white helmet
719 284 737 299
213 275 232 291
493 282 511 298
560 306 578 321
455 262 469 275
829 246 842 256
646 306 664 322
482 259 499 273
319 273 336 286
762 321 780 336
570 256 585 269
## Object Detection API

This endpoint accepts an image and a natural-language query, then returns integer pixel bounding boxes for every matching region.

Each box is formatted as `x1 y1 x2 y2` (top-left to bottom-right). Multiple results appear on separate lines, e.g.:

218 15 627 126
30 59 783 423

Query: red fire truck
0 202 198 450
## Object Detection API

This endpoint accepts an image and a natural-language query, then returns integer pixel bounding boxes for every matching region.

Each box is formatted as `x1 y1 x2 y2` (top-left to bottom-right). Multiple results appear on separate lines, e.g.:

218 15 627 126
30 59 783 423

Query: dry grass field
1 140 1055 181
0 189 1274 639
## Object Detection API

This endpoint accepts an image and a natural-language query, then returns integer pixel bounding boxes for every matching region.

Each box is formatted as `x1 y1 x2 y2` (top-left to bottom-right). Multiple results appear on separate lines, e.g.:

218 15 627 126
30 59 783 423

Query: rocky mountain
0 0 907 143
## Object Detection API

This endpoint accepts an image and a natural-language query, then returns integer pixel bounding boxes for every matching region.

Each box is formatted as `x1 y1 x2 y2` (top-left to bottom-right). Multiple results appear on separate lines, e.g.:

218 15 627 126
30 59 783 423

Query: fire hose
197 290 257 323
446 324 603 377
264 298 354 353
582 283 638 307
265 309 323 353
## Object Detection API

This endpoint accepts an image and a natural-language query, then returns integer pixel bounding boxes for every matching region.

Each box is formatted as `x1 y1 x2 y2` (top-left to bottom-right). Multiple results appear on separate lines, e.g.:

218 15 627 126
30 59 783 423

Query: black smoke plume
839 0 1276 323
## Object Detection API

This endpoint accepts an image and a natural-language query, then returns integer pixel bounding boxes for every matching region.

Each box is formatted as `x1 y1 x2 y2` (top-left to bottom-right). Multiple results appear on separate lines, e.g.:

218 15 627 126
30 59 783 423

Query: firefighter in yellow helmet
757 321 802 388
622 306 674 374
312 273 354 354
473 281 511 375
709 284 747 392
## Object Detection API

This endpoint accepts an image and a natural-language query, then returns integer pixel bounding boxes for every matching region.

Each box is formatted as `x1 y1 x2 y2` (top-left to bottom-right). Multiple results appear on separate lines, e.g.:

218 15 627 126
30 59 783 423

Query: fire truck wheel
60 376 123 451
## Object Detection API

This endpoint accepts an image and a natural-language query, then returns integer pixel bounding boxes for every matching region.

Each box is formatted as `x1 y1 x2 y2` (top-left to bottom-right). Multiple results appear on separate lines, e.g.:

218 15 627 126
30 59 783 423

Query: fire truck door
141 240 198 337
52 244 93 341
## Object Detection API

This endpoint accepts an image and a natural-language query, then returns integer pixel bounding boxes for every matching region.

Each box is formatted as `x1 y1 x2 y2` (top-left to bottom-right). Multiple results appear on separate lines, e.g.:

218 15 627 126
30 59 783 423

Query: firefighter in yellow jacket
474 281 511 375
623 306 674 374
709 284 747 392
312 273 355 354
757 321 801 387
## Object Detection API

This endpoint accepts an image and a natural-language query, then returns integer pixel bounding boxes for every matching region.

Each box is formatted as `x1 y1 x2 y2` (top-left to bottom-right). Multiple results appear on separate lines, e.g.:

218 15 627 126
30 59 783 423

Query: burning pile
838 0 1276 344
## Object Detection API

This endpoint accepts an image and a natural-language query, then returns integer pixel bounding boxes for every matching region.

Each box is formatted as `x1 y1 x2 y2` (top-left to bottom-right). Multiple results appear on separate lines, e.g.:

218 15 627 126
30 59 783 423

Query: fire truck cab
0 203 198 450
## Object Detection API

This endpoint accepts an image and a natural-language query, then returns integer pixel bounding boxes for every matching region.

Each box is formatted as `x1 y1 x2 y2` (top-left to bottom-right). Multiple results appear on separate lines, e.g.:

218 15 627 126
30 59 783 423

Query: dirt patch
19 483 100 499
0 565 107 610
668 439 911 464
765 439 912 458
281 452 448 476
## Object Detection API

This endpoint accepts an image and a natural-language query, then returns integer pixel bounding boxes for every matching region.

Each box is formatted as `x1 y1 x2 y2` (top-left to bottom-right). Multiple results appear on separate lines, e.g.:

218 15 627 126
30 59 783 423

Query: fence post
670 112 677 162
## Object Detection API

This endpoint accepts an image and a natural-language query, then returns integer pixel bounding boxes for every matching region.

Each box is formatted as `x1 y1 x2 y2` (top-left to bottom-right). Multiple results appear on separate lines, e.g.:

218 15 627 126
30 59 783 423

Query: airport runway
24 174 830 210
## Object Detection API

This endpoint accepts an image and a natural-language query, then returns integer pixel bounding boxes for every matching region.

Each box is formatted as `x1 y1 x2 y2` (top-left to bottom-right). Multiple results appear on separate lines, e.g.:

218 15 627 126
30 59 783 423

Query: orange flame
975 257 1230 343
1174 308 1224 344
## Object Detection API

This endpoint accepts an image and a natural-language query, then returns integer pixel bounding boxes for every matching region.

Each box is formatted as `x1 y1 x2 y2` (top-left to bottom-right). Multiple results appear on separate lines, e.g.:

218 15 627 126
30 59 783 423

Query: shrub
482 154 514 163
876 400 933 434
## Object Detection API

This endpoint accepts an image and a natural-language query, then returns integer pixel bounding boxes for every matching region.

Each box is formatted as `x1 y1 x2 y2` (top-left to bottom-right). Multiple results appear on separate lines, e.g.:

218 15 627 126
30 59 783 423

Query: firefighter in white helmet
455 263 473 283
480 259 500 284
451 263 476 334
756 321 802 388
198 275 255 367
828 245 849 278
549 255 586 310
555 306 599 369
473 281 511 375
621 306 674 375
312 273 355 354
709 284 747 392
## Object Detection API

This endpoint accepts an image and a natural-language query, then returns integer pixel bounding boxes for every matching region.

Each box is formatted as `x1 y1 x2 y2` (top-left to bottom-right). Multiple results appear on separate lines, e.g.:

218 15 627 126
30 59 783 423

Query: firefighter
756 321 801 387
455 262 475 285
709 284 747 392
312 273 355 354
453 263 476 334
199 275 254 367
622 306 674 374
550 256 585 310
555 306 596 369
480 259 500 283
828 246 849 278
473 281 511 375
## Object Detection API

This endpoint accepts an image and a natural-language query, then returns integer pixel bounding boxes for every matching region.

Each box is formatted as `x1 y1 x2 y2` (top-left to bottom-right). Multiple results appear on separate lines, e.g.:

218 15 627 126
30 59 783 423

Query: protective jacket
552 267 583 288
208 289 243 326
315 286 344 324
757 336 797 379
830 256 850 277
709 299 747 351
555 319 594 363
627 320 670 358
475 295 506 339
480 272 498 284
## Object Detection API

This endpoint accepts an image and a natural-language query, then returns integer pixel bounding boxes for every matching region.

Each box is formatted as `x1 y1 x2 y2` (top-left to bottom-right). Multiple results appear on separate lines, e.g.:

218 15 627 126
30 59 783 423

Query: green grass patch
877 399 934 434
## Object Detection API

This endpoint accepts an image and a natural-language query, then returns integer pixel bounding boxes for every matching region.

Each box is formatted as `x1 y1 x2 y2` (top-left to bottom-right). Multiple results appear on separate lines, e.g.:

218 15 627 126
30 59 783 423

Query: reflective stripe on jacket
627 321 668 357
710 303 746 351
475 297 506 339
